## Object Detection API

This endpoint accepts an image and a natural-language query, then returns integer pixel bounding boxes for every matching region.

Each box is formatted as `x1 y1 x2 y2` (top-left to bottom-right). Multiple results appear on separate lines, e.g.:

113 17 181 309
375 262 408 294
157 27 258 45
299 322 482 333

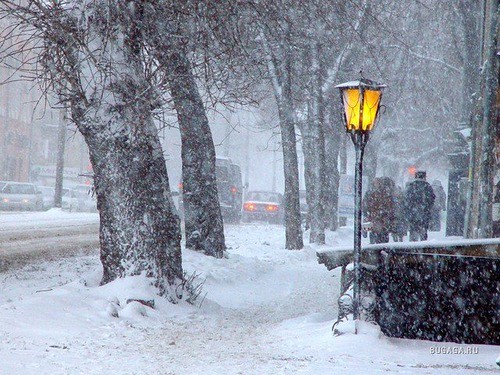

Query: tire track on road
0 224 99 272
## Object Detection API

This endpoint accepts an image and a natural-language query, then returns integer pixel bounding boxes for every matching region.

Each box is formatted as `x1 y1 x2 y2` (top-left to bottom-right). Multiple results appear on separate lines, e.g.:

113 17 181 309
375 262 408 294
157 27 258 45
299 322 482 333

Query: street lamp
335 77 385 333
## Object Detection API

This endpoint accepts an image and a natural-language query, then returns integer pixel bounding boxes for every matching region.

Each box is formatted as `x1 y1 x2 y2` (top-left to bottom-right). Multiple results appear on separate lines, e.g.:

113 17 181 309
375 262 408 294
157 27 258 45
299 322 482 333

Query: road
0 210 99 272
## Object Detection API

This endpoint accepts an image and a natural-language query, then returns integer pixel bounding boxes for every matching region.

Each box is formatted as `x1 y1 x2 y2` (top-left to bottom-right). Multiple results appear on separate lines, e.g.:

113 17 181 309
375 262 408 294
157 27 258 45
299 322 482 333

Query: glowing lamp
335 78 386 133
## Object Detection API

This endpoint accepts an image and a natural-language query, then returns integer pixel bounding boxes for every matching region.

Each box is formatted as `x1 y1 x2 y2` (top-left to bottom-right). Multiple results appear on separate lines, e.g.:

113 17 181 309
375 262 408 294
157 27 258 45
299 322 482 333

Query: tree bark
166 50 226 257
142 0 226 257
63 1 183 295
466 0 499 238
279 100 304 250
461 0 483 237
301 121 314 232
300 101 318 240
95 1 183 293
297 40 331 244
477 0 499 237
259 19 303 250
459 0 481 124
307 41 327 244
279 34 303 250
324 107 341 231
87 125 183 293
54 109 66 208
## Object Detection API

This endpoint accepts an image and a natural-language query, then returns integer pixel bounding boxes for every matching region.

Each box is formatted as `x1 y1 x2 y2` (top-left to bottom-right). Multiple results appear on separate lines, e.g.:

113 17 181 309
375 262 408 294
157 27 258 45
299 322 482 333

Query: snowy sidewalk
0 223 498 374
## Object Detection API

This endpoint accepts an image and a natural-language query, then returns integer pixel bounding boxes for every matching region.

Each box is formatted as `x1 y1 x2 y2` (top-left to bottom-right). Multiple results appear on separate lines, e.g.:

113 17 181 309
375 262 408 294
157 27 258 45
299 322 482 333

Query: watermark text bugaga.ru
430 346 479 355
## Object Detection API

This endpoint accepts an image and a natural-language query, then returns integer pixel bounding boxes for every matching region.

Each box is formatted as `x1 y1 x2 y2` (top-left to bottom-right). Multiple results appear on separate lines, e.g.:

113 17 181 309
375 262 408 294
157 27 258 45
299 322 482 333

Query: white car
62 188 97 212
0 181 44 211
242 191 283 224
37 186 55 210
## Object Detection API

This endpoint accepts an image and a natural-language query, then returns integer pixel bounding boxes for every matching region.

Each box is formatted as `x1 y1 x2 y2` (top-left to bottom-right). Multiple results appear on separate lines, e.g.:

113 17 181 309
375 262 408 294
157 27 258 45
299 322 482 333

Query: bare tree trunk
462 0 483 237
94 1 183 292
260 20 303 250
467 92 484 237
477 0 499 237
281 32 303 250
143 0 226 257
308 41 326 244
316 42 329 239
324 107 341 231
459 0 481 124
301 122 314 232
279 93 304 250
467 0 499 238
1 0 225 298
60 1 183 295
300 101 318 240
54 109 66 208
166 50 226 257
87 125 183 292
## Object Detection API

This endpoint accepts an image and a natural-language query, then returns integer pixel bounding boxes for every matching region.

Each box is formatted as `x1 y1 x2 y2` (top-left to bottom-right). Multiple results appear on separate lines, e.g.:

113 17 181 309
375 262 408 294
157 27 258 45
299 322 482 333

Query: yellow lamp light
335 79 386 133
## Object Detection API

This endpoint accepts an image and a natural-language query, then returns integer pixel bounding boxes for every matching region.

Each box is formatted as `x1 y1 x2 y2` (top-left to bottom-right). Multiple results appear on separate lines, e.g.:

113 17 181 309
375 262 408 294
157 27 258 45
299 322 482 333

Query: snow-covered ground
0 215 498 374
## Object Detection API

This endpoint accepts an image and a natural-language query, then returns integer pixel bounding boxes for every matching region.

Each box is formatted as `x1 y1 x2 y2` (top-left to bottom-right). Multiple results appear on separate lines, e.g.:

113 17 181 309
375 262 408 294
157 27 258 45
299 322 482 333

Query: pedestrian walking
404 171 435 241
363 177 396 244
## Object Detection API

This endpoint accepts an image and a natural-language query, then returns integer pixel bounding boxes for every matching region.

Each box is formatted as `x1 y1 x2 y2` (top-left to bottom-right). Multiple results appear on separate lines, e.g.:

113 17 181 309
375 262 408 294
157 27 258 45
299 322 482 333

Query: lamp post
335 77 385 333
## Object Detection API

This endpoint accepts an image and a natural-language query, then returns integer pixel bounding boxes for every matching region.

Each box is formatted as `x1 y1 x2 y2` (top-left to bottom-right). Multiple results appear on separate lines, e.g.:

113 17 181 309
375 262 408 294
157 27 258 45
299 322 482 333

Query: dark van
215 157 243 223
177 157 243 223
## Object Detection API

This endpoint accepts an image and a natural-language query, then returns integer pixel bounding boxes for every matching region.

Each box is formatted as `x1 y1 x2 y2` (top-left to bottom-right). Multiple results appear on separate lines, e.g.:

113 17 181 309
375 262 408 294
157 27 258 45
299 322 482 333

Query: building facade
0 66 90 188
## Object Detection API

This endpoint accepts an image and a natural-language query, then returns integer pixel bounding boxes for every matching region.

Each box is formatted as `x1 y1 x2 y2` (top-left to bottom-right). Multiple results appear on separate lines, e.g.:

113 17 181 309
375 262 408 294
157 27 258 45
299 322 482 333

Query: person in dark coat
429 180 446 231
404 171 435 241
363 177 396 244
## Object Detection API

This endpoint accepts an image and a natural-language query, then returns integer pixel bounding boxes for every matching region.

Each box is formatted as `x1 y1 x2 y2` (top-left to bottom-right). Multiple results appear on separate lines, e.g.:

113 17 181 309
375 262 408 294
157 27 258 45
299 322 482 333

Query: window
8 184 35 194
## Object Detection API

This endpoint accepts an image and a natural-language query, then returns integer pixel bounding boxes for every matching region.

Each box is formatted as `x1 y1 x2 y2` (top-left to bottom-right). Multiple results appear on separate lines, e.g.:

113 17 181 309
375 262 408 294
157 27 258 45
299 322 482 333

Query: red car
242 191 283 224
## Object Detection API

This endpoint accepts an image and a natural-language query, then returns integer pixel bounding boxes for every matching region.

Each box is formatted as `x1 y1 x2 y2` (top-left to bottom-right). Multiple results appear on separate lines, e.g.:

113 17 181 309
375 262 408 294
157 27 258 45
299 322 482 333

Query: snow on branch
258 30 282 99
